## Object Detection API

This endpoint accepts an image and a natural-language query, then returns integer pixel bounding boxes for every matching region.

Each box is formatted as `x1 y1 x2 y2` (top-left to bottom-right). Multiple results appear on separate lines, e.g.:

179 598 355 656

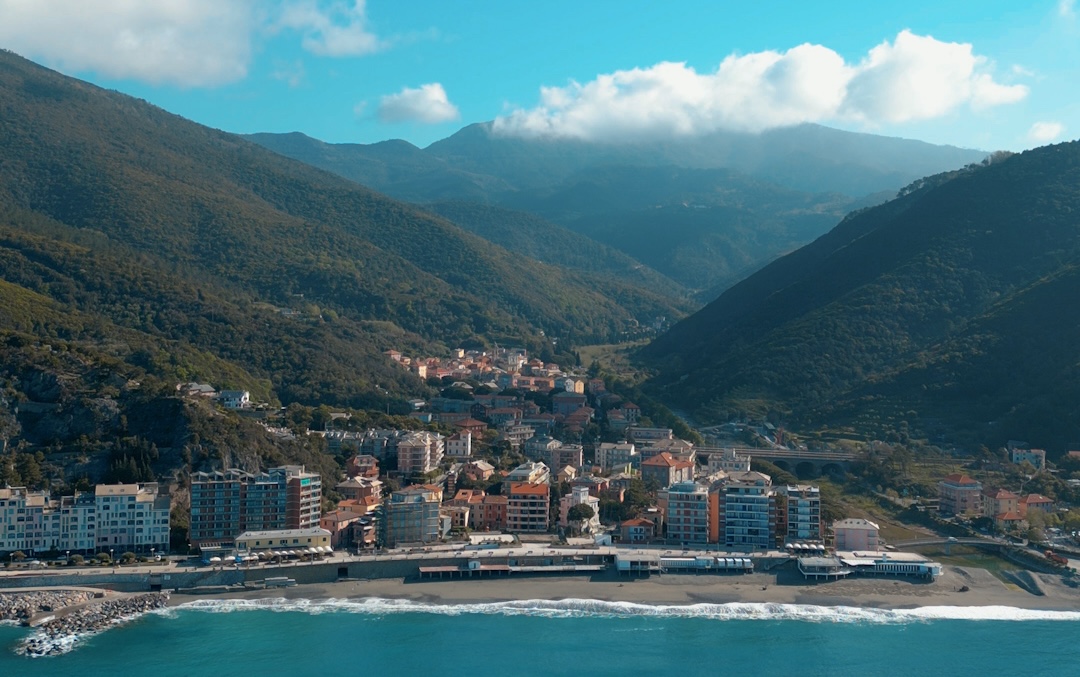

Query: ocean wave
172 597 1080 623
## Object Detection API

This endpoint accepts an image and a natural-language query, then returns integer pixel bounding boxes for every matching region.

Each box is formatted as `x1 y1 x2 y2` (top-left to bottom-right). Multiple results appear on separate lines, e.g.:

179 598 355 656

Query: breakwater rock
17 592 170 657
0 590 96 622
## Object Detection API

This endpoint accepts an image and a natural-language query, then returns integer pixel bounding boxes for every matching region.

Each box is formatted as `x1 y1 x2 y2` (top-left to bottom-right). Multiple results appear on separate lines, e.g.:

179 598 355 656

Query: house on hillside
218 390 251 409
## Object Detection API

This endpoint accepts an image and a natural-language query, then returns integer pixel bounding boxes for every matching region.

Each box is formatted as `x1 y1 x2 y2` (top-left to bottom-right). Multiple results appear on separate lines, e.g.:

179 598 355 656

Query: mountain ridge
642 143 1080 451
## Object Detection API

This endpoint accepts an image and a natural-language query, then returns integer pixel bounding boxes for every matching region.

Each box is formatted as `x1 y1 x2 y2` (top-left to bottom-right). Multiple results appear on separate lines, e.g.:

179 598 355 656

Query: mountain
642 143 1080 453
0 50 686 415
425 122 987 197
494 165 858 294
248 123 984 295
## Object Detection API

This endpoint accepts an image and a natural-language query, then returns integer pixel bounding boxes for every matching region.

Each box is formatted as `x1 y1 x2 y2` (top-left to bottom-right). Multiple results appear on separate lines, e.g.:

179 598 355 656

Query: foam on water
172 596 1080 623
17 610 154 658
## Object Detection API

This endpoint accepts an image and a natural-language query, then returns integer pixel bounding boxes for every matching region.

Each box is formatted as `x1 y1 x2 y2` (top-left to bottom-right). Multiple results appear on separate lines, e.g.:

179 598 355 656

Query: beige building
705 448 752 474
396 431 444 476
235 527 331 553
641 452 694 489
335 476 383 503
938 474 982 516
982 488 1020 519
832 518 880 551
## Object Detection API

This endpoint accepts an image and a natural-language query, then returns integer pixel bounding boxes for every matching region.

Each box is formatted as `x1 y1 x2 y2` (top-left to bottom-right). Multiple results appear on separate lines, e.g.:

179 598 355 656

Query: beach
170 564 1080 611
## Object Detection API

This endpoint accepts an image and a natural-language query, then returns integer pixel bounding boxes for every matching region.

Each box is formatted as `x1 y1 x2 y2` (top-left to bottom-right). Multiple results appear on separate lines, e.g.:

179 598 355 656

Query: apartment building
396 431 444 476
780 485 822 543
558 486 601 532
0 484 168 556
381 486 442 546
94 484 171 553
548 444 585 471
506 482 550 533
505 461 550 485
724 471 775 550
596 442 638 470
938 474 983 516
189 466 321 547
665 481 710 545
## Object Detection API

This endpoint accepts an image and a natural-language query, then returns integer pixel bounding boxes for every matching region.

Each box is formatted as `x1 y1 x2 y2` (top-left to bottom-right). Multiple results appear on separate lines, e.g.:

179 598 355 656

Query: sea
2 598 1079 675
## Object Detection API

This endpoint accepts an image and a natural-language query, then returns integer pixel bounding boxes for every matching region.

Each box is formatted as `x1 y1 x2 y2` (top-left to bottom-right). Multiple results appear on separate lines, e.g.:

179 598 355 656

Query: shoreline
167 565 1080 612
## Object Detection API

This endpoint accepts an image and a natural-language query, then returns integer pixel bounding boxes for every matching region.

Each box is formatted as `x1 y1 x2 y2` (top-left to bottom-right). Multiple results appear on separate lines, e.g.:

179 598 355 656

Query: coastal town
4 345 1080 656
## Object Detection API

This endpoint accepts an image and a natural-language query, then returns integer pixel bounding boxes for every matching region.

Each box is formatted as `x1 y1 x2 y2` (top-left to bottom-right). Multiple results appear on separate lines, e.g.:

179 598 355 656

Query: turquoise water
2 599 1079 675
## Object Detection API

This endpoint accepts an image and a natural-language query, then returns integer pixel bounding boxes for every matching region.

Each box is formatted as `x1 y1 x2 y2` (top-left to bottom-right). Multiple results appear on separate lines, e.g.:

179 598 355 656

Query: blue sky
1 1 1077 151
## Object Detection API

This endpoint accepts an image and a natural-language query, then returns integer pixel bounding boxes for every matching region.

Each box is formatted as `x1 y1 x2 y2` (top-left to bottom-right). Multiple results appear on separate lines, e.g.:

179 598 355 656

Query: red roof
508 482 549 496
983 488 1019 500
1022 494 1053 504
621 517 655 527
942 473 980 486
455 418 488 428
643 452 677 467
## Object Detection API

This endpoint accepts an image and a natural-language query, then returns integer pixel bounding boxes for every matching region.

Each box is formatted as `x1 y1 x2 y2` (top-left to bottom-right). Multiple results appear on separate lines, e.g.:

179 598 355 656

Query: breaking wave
171 597 1080 623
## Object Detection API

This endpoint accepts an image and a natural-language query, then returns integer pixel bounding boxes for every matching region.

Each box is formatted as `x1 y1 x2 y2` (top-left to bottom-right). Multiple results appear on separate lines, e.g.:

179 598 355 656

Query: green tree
567 504 595 522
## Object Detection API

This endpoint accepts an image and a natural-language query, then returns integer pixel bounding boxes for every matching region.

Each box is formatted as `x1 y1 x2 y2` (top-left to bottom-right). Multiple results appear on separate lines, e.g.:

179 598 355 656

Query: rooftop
237 527 331 539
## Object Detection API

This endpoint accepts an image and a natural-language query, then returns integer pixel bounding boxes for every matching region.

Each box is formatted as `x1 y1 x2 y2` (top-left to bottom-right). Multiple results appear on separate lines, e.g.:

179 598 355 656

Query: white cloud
377 83 459 124
277 0 382 57
0 0 400 88
1060 0 1076 19
494 30 1028 141
0 0 256 87
1028 121 1065 142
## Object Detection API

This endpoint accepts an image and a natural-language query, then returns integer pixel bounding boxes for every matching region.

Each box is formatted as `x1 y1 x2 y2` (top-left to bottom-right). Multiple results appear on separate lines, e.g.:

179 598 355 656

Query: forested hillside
643 144 1080 452
0 49 684 399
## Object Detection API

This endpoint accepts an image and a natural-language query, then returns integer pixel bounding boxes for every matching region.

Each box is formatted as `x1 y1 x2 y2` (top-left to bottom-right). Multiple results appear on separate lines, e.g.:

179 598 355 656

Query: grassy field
577 340 651 379
912 545 1024 582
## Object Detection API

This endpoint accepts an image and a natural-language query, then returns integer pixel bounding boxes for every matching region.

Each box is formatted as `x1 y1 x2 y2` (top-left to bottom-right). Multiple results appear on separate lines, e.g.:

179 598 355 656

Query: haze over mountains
248 125 986 296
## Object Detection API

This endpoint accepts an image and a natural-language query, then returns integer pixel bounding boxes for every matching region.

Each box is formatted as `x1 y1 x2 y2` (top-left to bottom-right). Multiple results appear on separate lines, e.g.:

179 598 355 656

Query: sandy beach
169 565 1080 611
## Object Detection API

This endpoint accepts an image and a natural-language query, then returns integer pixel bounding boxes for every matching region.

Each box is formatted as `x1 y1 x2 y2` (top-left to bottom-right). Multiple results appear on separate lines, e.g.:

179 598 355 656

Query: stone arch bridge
722 447 859 478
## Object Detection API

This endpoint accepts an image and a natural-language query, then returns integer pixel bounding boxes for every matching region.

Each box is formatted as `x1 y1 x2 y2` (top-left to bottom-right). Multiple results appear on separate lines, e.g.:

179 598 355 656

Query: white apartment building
558 486 601 532
505 461 550 485
1 483 169 556
94 484 171 553
445 430 472 458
